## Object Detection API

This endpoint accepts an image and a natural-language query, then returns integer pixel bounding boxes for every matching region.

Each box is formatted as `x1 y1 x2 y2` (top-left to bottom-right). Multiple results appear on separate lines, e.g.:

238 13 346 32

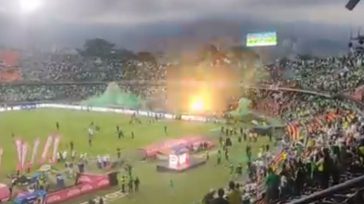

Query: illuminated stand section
156 146 206 172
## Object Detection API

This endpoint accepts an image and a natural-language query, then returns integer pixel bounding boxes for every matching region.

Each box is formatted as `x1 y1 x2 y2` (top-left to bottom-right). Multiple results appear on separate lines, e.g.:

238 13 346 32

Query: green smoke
229 97 252 117
82 82 143 109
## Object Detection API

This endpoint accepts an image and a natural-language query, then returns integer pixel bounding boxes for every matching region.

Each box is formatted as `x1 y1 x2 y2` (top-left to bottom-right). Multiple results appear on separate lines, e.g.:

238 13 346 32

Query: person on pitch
56 122 60 130
70 141 74 151
117 148 121 160
246 145 252 162
96 155 102 169
217 150 222 165
225 148 230 161
243 130 247 141
169 179 174 190
128 176 134 193
128 165 133 177
120 175 126 193
269 132 272 142
164 125 168 135
229 163 235 175
236 163 243 175
88 123 95 147
134 176 140 192
116 125 124 139
71 150 76 161
219 135 223 146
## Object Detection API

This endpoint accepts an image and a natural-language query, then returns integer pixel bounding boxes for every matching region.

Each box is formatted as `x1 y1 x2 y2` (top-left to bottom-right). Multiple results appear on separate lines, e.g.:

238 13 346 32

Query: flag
345 113 355 123
41 135 53 164
287 122 300 141
52 135 61 163
326 112 337 122
21 143 28 171
15 139 23 171
30 138 40 167
294 125 300 141
271 151 287 171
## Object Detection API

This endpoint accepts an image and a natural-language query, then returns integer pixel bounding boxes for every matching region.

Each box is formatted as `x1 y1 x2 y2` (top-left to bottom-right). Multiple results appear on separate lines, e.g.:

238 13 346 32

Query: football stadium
1 1 364 204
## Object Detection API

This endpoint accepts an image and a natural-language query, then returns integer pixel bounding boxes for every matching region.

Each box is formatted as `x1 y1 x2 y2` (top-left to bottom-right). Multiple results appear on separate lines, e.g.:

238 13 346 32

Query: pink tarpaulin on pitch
143 135 214 158
46 173 110 204
0 183 10 202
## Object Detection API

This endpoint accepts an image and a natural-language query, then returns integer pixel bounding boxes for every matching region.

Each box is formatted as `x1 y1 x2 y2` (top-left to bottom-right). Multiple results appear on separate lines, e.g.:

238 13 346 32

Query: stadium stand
200 52 364 203
1 46 364 204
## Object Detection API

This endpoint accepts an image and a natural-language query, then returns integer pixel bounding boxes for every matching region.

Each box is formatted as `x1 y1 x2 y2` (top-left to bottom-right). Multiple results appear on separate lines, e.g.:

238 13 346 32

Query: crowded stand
1 44 364 204
0 51 167 104
0 82 166 106
21 54 167 83
201 50 364 203
270 53 364 94
0 83 106 103
222 94 364 204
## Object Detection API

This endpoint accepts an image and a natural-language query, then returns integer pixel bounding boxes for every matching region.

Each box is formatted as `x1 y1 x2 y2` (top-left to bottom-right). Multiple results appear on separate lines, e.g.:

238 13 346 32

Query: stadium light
19 0 42 13
191 99 204 112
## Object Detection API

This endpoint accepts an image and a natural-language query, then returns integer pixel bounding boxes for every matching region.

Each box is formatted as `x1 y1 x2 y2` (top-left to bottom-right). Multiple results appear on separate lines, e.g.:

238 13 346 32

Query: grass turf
0 109 271 204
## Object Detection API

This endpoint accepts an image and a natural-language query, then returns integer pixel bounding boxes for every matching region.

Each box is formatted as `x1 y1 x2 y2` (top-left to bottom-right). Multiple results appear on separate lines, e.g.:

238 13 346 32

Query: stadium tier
0 39 364 204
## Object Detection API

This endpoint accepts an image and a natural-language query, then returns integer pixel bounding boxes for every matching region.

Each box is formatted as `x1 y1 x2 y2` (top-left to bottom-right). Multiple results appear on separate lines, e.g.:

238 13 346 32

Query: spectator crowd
0 53 167 105
201 52 364 204
1 47 364 204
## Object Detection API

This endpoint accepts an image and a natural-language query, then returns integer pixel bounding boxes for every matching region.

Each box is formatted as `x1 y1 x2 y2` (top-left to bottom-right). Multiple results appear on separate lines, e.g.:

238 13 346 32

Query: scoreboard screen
246 32 277 47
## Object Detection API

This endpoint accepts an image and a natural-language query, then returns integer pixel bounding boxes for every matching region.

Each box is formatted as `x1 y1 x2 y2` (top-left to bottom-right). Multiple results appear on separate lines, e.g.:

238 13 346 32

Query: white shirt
102 156 108 162
88 128 94 136
56 152 61 160
62 151 68 159
97 156 102 163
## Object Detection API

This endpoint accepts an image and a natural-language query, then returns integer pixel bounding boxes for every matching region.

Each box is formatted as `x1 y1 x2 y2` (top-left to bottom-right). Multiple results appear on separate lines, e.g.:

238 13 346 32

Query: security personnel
121 176 126 193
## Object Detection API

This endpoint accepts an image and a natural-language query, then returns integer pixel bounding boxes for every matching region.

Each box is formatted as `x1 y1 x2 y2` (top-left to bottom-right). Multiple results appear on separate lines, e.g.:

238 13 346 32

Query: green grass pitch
0 109 271 204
